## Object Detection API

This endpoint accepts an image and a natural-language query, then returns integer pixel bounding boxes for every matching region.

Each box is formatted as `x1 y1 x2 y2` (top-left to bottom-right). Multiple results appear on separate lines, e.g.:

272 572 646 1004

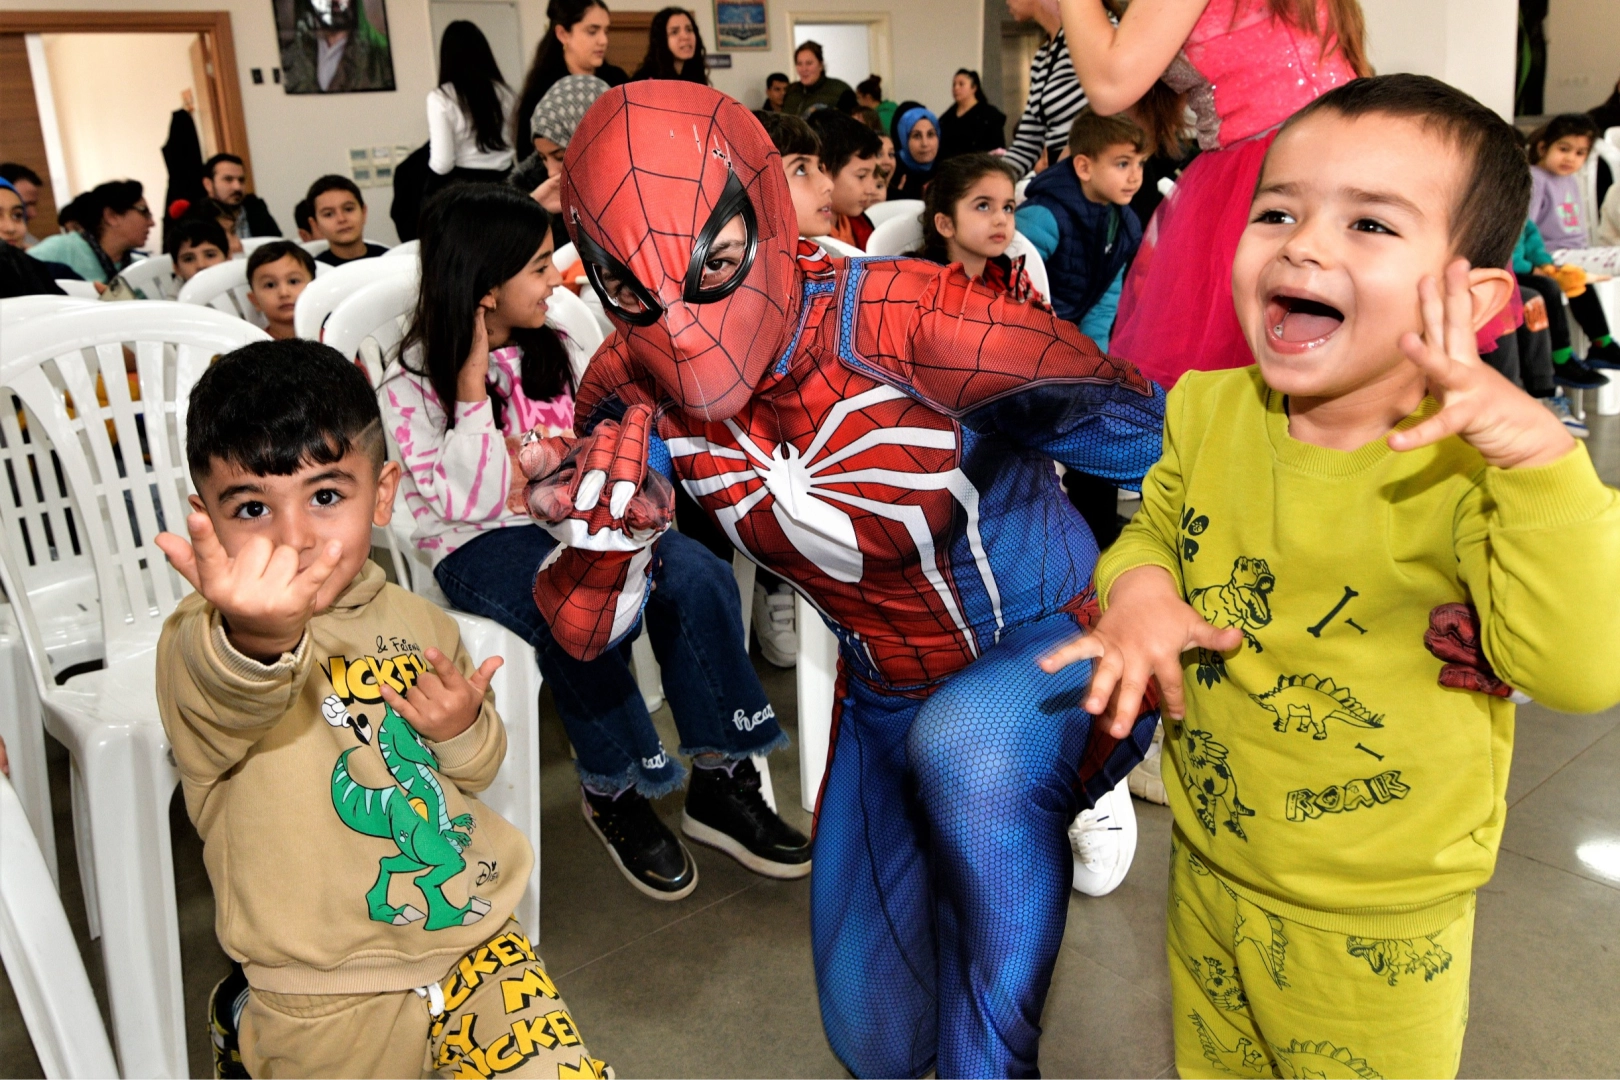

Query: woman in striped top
1002 0 1089 178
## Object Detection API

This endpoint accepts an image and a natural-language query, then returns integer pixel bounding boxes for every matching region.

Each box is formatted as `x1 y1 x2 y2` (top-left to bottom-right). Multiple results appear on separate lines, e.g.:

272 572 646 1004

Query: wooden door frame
0 10 254 186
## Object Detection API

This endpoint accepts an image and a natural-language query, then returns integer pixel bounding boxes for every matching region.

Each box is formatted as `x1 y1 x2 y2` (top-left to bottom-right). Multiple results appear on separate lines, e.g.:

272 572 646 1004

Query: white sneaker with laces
752 584 798 668
1069 776 1138 897
1543 394 1589 438
1127 721 1168 804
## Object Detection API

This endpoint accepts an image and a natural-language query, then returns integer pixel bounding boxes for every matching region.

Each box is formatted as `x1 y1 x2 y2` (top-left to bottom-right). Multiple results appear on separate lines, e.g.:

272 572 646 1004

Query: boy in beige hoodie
155 340 607 1079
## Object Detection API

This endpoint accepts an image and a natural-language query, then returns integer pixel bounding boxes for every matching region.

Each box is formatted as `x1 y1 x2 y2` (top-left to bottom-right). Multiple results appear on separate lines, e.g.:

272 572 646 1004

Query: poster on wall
274 0 397 93
714 0 769 50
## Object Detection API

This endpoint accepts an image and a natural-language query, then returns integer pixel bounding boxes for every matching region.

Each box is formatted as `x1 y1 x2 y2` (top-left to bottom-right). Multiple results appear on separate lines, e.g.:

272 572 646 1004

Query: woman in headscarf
510 73 611 248
887 101 940 198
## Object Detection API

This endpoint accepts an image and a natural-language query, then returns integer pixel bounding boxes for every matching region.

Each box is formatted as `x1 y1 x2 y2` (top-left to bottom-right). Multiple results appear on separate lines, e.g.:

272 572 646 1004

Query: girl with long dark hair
427 20 516 187
513 0 628 159
382 184 809 901
632 7 708 83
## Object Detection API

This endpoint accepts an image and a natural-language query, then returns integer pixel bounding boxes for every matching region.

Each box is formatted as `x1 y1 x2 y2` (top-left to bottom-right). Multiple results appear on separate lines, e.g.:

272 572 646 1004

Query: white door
792 22 871 88
429 0 526 93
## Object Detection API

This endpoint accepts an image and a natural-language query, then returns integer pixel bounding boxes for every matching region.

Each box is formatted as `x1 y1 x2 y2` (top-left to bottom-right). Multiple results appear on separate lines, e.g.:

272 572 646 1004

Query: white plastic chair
1015 177 1031 205
239 235 286 256
383 238 420 259
299 238 330 257
56 280 98 300
294 255 415 342
322 272 419 385
1005 231 1051 302
0 773 120 1079
546 287 605 383
177 257 263 326
554 242 578 270
865 198 924 228
0 302 270 1079
817 235 865 258
864 213 923 256
121 254 181 300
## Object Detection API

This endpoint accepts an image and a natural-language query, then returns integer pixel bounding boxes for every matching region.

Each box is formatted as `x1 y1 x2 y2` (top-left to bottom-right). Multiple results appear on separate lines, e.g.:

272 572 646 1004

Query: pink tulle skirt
1111 132 1276 389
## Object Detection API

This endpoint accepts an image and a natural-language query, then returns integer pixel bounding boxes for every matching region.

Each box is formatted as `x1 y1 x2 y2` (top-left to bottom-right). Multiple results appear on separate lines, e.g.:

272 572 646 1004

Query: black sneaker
581 786 698 900
683 760 812 879
208 963 251 1079
1585 339 1620 370
1555 357 1610 387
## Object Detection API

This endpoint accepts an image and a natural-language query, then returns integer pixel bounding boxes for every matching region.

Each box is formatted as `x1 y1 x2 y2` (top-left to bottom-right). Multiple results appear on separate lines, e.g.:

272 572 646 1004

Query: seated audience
245 240 317 339
153 340 605 1079
30 179 152 285
888 101 940 197
807 110 883 249
511 73 610 237
427 20 515 193
937 69 1007 160
783 41 854 115
293 197 317 243
1015 109 1146 349
202 153 281 243
0 178 65 297
632 7 709 84
914 153 1022 284
1529 114 1620 364
0 163 44 247
1513 217 1613 386
855 75 897 131
164 217 231 283
381 185 809 896
306 176 388 265
757 112 834 240
761 71 788 113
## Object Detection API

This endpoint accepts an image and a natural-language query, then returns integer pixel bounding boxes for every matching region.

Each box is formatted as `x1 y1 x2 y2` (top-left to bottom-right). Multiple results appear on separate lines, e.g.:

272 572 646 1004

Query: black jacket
1020 161 1142 326
937 101 1007 160
240 194 281 238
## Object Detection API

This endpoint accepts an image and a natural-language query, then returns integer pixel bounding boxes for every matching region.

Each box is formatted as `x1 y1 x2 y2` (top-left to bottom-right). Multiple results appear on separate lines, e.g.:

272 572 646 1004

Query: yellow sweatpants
1167 833 1473 1080
241 922 611 1079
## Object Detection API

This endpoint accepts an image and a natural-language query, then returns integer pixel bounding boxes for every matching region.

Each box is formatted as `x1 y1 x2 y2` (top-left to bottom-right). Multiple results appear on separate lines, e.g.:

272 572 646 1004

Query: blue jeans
435 525 786 796
811 612 1158 1078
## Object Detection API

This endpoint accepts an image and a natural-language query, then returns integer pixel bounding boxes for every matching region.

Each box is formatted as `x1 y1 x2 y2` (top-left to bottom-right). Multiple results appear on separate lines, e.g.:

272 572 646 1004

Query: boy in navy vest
1016 109 1147 350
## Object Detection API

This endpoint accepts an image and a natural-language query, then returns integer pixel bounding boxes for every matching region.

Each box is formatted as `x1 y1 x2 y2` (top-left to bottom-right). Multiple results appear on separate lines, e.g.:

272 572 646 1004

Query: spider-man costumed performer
517 83 1166 1078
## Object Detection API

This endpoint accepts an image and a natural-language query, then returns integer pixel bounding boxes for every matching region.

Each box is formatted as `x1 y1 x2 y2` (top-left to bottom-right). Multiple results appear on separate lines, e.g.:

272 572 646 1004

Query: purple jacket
1530 166 1588 252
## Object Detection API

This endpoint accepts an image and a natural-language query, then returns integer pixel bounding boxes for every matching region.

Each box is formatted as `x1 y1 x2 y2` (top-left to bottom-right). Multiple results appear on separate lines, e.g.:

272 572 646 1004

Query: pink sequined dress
1109 0 1356 387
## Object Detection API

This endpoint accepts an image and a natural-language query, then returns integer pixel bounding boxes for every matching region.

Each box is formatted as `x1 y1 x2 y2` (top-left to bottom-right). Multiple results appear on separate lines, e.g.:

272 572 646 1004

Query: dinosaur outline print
1270 1040 1383 1079
1177 723 1256 840
1188 1011 1269 1076
1188 556 1275 686
1250 674 1384 741
1346 935 1453 985
326 695 492 931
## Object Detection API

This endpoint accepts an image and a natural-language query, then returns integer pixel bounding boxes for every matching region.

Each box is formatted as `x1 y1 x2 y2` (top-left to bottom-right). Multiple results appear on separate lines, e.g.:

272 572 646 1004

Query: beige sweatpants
240 922 610 1079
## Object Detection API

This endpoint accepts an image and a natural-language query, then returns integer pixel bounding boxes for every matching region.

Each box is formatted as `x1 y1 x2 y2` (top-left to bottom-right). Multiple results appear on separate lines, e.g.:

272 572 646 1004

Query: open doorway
0 11 250 248
787 13 891 91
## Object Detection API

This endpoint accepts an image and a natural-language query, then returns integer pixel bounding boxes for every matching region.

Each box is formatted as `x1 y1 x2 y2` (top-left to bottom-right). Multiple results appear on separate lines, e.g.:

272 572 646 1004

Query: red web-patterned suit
517 82 1167 1078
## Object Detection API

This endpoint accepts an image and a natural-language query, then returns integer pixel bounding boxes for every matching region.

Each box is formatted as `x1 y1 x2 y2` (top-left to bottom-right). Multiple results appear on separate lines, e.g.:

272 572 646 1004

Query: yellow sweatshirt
156 561 532 994
1097 368 1620 936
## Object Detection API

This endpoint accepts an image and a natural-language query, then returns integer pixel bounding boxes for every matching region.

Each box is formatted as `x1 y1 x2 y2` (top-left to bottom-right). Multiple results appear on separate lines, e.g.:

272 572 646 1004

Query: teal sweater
1511 219 1552 275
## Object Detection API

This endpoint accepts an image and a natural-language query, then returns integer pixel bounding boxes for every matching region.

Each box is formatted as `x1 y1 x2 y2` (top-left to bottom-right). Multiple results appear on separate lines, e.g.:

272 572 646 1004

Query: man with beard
280 0 395 94
200 154 280 243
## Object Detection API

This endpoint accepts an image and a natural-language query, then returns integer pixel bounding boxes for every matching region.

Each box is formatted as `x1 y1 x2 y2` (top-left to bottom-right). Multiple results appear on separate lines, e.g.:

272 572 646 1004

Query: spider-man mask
562 82 801 421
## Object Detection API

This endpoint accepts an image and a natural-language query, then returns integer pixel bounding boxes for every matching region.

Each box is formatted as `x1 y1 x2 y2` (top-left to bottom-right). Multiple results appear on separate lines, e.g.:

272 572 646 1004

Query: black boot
208 962 251 1079
581 785 698 901
683 760 812 879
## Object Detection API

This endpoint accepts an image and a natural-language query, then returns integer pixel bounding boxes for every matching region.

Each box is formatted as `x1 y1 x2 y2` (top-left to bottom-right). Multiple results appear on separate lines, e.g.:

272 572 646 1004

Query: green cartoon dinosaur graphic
1271 1040 1382 1079
1188 1011 1269 1076
1188 556 1275 685
326 696 492 931
1251 674 1384 741
1346 935 1453 985
1177 724 1256 839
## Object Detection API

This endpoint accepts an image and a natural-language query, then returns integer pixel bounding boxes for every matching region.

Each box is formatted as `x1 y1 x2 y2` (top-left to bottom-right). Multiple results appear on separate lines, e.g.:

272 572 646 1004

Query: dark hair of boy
853 107 883 134
246 240 318 283
1280 73 1532 270
294 198 316 234
163 216 231 261
0 163 42 187
766 72 788 88
401 184 571 431
203 153 245 181
185 338 384 481
1067 108 1147 160
806 109 882 175
754 111 819 158
438 19 511 153
916 153 1019 264
1526 112 1600 165
306 174 366 208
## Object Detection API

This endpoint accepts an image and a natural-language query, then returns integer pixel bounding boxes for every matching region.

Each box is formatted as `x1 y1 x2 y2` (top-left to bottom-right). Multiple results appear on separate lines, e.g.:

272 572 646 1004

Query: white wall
41 31 201 247
1543 0 1620 115
1360 0 1517 119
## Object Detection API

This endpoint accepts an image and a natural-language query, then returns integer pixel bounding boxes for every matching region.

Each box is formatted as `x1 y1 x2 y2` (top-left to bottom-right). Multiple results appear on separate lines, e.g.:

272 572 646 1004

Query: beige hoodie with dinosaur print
157 560 532 995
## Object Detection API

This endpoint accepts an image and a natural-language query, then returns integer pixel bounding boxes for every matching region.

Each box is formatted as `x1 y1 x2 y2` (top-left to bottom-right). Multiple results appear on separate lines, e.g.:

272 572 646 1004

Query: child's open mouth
1265 292 1345 347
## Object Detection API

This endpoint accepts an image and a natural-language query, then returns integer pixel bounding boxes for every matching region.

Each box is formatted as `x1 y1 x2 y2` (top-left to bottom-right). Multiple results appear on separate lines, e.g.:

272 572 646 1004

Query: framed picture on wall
714 0 769 50
274 0 397 94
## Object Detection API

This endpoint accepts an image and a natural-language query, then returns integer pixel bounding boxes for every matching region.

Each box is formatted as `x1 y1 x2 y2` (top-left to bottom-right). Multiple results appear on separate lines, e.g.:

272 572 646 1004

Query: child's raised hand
155 512 343 661
379 647 503 743
1388 259 1574 469
1039 566 1241 738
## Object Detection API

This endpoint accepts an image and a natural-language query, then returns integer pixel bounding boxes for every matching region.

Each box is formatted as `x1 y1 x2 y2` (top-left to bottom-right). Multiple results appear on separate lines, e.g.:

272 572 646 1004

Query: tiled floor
2 409 1617 1079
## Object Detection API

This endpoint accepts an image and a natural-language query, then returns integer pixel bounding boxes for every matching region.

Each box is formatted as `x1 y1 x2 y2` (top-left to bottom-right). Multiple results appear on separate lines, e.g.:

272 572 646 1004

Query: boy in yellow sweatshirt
155 341 608 1079
1042 75 1620 1078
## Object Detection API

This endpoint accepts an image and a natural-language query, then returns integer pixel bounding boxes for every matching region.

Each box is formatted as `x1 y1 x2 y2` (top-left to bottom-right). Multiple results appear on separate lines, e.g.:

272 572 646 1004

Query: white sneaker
1069 776 1137 897
752 584 798 668
1543 394 1589 438
1127 721 1168 805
